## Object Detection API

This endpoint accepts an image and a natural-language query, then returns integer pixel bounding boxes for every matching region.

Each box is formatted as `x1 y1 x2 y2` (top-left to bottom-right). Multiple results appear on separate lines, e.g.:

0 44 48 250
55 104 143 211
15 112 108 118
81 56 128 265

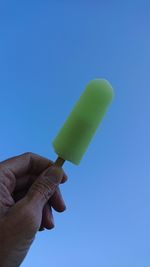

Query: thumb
27 165 63 207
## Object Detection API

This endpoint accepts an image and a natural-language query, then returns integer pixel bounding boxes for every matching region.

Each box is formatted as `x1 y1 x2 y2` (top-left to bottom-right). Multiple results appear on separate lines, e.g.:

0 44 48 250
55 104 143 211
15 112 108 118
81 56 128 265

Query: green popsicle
53 79 114 166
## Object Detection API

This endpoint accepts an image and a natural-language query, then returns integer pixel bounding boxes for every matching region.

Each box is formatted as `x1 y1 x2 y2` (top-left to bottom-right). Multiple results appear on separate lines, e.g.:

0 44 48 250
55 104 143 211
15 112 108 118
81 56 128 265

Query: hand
0 152 68 267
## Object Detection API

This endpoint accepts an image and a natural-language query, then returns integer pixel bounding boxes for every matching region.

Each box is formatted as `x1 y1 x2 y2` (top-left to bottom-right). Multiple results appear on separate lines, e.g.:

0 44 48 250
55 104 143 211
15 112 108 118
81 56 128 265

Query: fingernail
63 173 68 180
60 198 67 212
39 227 45 231
61 205 67 212
44 166 63 185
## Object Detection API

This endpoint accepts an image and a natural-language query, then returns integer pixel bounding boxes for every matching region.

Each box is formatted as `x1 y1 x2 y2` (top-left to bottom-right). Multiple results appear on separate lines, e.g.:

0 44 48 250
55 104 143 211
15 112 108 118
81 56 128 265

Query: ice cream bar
52 79 114 166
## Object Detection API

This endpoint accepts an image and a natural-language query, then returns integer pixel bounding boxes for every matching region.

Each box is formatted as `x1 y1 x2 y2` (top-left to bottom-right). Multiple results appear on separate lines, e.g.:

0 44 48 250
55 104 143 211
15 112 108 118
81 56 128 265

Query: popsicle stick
55 156 65 167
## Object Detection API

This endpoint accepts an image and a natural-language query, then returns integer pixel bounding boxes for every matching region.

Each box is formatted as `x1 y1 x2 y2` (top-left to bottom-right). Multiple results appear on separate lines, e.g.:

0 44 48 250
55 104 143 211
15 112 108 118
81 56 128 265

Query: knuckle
30 179 56 202
23 152 34 158
22 152 35 169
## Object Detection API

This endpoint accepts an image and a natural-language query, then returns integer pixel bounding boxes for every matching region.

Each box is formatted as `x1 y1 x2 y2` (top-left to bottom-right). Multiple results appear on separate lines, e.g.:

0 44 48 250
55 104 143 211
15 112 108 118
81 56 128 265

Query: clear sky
0 1 150 266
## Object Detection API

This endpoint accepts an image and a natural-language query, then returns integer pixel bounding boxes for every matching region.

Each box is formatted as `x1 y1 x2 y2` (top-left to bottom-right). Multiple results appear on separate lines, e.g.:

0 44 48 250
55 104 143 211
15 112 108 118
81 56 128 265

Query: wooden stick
54 156 65 167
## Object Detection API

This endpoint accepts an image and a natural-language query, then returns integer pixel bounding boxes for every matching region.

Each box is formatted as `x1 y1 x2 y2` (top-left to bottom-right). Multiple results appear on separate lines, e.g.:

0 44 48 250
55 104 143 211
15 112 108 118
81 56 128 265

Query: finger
1 152 53 178
26 165 63 207
1 152 67 193
40 204 54 230
49 186 66 212
13 172 67 196
14 185 66 212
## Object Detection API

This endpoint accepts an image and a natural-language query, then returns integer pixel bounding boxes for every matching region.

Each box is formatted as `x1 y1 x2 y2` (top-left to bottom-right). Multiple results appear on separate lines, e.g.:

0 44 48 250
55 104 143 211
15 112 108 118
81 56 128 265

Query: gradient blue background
0 1 150 266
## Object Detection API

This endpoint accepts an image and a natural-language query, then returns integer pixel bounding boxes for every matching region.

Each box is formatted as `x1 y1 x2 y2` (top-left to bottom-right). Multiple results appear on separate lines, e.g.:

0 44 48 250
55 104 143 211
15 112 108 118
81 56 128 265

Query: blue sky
0 1 150 266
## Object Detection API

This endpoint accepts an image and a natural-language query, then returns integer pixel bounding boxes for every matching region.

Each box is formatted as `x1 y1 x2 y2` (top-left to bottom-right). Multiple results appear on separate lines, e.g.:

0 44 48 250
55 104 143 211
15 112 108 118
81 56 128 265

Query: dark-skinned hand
0 152 67 267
